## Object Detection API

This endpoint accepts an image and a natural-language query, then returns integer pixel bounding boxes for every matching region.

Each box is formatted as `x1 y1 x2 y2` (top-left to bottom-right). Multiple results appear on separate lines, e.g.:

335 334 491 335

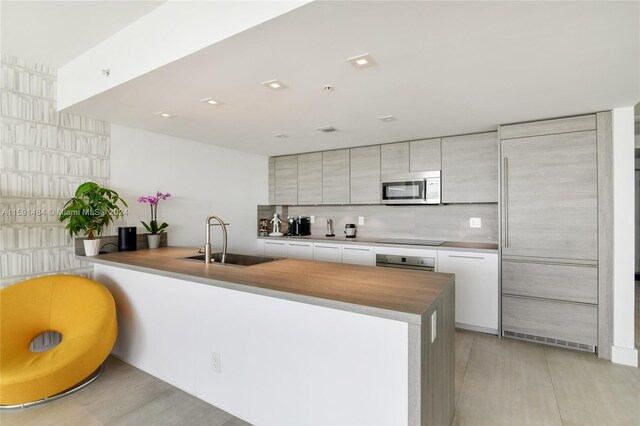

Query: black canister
118 227 137 251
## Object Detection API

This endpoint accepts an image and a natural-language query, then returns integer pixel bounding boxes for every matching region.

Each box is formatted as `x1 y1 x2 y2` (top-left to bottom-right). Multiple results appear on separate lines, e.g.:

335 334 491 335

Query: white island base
94 262 453 425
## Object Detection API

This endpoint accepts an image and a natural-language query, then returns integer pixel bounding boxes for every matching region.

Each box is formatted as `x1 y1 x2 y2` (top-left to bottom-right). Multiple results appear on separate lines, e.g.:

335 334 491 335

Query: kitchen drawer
313 242 342 263
287 241 314 260
264 240 287 257
341 244 374 266
502 295 597 348
502 260 597 304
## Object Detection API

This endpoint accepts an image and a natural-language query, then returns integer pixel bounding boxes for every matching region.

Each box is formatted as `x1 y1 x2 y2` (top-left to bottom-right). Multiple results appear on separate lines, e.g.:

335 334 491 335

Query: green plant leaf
59 181 128 238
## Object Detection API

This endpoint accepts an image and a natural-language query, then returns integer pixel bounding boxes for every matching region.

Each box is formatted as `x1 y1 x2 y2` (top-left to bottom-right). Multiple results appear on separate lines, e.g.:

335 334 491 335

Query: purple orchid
138 191 171 234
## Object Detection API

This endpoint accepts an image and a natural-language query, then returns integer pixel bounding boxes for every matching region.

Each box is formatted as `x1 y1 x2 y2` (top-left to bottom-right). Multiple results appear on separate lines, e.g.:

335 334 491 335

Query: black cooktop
375 239 445 246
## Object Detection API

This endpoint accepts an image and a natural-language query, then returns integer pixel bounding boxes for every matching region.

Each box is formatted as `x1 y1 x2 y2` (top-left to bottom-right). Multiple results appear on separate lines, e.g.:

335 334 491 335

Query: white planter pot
147 234 161 249
83 239 101 256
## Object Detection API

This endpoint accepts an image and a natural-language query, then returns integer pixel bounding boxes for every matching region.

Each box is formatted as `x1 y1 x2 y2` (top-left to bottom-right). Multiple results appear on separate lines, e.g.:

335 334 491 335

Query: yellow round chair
0 275 117 407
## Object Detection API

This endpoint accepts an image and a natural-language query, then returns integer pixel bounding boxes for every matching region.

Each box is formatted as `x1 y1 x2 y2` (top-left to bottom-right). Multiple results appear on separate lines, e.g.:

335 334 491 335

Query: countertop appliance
344 224 356 238
376 253 435 271
381 171 441 205
288 217 311 236
326 219 335 237
375 238 445 246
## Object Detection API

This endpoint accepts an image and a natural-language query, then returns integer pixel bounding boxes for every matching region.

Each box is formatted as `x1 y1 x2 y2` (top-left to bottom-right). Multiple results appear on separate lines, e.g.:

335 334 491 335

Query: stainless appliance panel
381 171 441 204
376 254 435 271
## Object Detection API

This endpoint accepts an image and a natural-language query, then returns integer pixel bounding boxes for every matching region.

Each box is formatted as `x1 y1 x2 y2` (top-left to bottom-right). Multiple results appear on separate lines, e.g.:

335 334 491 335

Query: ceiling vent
316 126 337 133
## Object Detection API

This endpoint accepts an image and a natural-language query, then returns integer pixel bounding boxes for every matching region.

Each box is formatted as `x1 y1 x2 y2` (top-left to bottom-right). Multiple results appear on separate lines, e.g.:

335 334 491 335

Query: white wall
110 125 267 254
611 106 638 366
58 1 309 110
96 264 409 425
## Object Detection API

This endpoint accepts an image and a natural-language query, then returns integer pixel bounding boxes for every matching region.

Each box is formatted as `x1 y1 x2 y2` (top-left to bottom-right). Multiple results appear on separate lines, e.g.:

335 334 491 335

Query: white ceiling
63 1 639 156
0 1 164 68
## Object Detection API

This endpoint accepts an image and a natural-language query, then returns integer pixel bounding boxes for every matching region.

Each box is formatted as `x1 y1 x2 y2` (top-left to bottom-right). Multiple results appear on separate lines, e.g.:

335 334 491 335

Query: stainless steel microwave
381 171 441 204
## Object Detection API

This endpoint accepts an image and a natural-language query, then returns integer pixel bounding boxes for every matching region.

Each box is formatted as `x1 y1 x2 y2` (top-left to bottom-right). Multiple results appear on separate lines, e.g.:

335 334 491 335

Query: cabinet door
313 243 342 263
264 240 287 257
350 146 380 204
501 130 597 260
322 149 350 204
287 241 314 260
297 153 322 205
502 295 597 348
274 155 298 205
268 157 275 205
441 132 498 203
341 245 375 266
410 138 441 172
437 250 498 333
502 259 597 304
381 142 409 175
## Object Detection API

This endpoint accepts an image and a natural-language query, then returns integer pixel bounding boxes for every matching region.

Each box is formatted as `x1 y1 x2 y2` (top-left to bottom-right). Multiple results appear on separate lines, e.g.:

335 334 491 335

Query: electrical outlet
310 216 315 224
431 311 437 343
358 216 365 225
470 217 481 228
211 352 221 373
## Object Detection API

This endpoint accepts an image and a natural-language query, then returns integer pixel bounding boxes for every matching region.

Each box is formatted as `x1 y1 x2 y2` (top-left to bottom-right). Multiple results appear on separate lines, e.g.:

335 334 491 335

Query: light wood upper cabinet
381 142 409 175
410 138 441 172
268 157 275 205
441 132 498 203
274 155 298 205
501 130 597 260
350 146 380 204
297 153 323 205
322 149 350 204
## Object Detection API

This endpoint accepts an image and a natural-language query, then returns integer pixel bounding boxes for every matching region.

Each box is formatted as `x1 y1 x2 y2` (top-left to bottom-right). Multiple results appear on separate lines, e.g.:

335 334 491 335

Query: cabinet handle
343 247 370 251
316 245 338 249
503 156 509 248
266 242 285 246
448 255 485 260
289 243 311 247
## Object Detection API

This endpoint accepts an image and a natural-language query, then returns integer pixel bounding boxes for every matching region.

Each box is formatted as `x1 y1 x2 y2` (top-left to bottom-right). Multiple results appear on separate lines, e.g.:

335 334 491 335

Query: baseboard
611 345 638 367
456 323 498 336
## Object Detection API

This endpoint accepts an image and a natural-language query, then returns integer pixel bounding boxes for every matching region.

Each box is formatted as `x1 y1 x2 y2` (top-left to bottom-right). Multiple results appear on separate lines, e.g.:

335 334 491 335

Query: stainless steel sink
181 253 280 267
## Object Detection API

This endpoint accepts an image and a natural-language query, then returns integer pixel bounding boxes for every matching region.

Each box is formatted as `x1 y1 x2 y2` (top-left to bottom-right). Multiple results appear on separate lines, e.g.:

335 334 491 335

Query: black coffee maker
288 216 311 236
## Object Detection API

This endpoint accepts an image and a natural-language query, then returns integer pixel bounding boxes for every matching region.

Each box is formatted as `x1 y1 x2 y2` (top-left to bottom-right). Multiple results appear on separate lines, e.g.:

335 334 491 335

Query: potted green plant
59 182 128 256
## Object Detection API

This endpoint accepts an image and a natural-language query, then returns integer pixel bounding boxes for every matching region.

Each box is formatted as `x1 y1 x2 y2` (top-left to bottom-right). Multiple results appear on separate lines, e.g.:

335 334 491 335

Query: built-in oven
375 253 435 271
381 171 441 204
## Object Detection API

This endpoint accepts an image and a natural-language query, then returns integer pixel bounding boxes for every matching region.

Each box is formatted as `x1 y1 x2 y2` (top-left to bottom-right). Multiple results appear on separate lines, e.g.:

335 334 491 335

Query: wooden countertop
82 247 454 324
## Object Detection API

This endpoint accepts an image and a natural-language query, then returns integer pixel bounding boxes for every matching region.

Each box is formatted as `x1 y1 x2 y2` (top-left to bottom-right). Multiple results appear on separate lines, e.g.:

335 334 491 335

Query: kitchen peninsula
82 247 454 426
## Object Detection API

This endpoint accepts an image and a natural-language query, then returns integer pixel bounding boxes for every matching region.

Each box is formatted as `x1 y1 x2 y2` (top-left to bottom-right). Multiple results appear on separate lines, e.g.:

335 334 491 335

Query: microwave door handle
422 179 428 201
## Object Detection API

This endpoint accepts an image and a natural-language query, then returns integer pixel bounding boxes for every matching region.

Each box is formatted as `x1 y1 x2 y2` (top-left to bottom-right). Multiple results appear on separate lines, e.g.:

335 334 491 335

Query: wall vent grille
503 330 595 353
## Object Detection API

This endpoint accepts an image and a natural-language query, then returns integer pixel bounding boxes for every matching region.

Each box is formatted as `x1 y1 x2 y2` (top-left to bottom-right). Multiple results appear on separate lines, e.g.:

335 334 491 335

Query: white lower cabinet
287 241 314 260
313 242 342 263
436 250 498 334
264 240 288 257
341 244 375 266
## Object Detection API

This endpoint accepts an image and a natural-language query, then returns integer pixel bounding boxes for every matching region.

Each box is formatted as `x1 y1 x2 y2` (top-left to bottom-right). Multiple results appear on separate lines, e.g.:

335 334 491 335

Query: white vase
83 238 101 256
147 234 161 249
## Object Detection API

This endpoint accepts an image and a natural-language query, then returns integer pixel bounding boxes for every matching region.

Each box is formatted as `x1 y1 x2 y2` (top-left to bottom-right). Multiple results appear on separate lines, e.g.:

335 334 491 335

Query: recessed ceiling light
273 133 288 138
154 111 175 118
200 97 222 105
316 126 337 133
347 53 376 69
378 115 396 122
262 79 288 90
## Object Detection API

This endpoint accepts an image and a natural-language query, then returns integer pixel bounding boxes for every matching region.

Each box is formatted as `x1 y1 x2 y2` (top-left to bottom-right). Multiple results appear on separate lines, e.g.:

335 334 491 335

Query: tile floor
3 290 639 426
